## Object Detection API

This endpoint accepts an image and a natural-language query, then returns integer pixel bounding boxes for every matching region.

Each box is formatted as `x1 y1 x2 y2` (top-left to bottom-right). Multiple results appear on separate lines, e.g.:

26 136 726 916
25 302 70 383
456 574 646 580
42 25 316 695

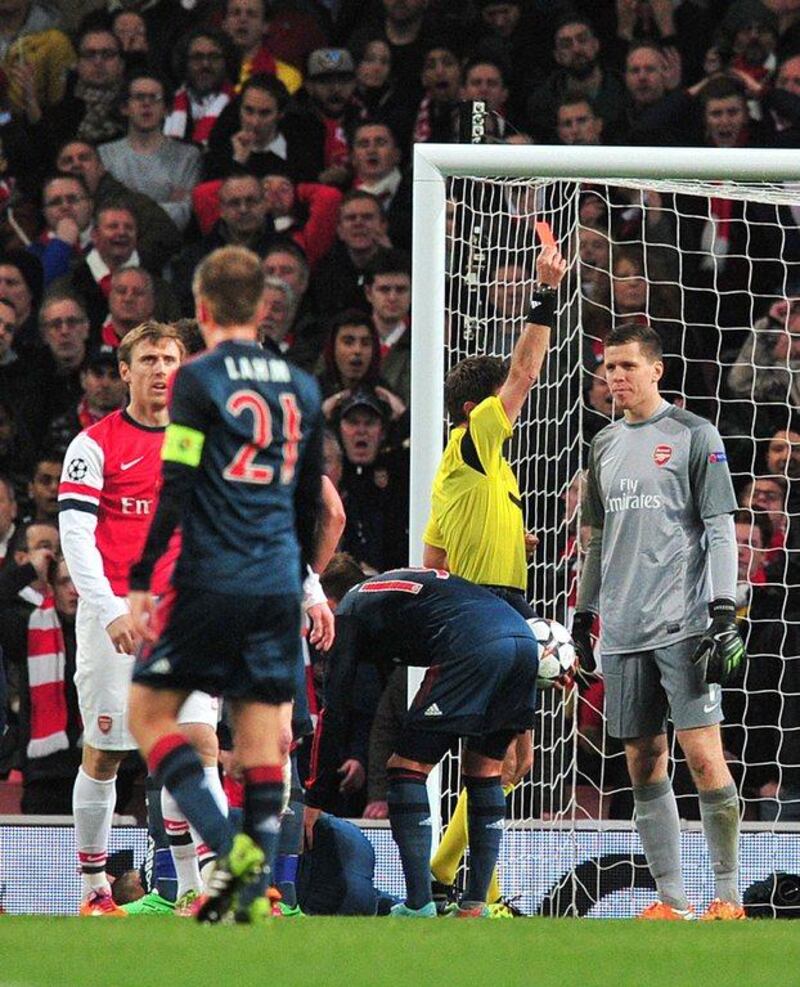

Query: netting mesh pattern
440 174 800 903
2 824 797 918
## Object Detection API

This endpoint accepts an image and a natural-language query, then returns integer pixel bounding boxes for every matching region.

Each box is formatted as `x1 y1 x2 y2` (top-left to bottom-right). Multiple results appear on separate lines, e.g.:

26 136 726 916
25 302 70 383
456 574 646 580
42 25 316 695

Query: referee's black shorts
482 584 537 621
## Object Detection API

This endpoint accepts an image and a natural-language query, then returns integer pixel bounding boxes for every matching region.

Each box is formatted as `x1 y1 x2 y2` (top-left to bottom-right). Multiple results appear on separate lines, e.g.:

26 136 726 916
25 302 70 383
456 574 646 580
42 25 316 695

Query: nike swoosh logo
120 457 144 471
703 702 720 713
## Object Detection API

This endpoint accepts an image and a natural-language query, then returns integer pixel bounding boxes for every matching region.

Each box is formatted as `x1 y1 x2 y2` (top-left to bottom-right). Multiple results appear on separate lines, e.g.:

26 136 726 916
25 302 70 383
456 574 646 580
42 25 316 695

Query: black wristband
572 610 595 633
526 284 556 327
709 598 736 622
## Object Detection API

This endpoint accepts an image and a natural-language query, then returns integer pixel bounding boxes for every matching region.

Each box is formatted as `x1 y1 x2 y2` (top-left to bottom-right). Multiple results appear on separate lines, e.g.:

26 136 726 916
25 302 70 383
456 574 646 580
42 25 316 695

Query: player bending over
572 322 745 921
422 242 566 911
304 558 539 918
127 246 324 924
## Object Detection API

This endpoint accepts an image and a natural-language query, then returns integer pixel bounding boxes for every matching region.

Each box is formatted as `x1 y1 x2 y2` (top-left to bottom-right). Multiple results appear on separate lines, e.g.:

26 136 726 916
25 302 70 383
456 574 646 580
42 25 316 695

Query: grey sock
699 783 740 905
633 777 689 910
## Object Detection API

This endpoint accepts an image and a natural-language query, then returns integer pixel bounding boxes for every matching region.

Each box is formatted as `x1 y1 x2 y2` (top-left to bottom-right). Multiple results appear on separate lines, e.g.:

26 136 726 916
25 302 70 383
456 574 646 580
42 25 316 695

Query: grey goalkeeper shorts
602 635 723 740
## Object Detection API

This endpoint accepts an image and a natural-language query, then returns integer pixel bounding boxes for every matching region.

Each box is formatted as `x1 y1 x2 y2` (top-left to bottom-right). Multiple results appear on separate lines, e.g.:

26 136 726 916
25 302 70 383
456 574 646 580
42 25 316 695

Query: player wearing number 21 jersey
128 246 323 925
131 338 323 604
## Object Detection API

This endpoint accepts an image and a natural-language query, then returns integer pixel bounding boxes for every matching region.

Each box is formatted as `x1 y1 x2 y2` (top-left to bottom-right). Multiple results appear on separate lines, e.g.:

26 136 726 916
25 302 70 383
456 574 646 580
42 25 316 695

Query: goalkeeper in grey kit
572 322 746 921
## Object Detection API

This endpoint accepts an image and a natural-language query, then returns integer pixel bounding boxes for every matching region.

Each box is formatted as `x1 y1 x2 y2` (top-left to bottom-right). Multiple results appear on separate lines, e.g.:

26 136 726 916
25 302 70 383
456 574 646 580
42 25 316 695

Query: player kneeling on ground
303 556 539 918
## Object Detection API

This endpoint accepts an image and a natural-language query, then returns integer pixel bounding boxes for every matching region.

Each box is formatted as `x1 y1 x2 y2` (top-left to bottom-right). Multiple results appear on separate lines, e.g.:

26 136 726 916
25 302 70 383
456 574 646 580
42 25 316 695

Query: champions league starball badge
66 458 89 482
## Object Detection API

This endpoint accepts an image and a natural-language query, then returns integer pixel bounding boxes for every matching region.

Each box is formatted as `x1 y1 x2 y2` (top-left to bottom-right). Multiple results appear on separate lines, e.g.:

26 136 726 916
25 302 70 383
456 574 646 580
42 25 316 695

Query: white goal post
409 144 800 913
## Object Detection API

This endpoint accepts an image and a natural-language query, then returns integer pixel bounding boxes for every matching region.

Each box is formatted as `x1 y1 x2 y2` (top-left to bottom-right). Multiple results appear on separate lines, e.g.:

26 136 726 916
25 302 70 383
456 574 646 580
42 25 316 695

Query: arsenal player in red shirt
59 322 221 917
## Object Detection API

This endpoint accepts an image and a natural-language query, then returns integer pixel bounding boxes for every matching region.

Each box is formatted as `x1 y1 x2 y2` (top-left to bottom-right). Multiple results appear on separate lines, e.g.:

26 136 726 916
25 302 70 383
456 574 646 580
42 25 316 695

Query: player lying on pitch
303 556 539 918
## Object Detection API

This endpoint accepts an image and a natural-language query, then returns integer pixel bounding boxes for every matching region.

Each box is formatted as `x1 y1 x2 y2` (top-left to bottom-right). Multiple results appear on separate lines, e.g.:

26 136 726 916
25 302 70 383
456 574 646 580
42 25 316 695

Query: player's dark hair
321 552 365 604
444 355 508 425
111 870 145 906
193 245 265 328
118 320 186 366
605 322 663 362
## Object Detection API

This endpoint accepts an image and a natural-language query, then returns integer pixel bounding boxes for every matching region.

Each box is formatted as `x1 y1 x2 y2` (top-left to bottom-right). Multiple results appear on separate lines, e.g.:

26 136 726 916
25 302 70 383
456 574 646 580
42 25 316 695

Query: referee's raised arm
499 243 567 426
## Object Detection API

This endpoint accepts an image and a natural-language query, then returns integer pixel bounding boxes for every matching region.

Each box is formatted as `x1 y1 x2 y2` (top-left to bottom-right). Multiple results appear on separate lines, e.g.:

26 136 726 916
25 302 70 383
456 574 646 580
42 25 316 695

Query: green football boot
120 890 175 916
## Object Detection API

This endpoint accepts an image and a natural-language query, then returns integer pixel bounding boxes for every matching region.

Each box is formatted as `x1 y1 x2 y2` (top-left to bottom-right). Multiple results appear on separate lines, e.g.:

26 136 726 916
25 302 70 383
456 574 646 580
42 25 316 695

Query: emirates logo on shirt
653 444 672 467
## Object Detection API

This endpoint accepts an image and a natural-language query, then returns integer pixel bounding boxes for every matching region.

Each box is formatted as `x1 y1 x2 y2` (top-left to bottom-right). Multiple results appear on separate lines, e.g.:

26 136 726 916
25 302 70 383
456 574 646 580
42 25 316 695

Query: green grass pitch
1 917 798 987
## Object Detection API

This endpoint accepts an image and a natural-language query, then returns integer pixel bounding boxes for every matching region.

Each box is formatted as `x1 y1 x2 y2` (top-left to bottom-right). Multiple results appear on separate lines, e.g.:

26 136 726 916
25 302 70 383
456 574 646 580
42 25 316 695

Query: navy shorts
133 585 302 705
396 634 539 764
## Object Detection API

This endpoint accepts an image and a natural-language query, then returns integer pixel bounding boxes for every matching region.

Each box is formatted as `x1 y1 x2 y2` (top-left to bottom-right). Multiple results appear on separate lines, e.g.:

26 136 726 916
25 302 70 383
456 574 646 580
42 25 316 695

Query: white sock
161 787 202 899
190 766 229 892
73 767 116 897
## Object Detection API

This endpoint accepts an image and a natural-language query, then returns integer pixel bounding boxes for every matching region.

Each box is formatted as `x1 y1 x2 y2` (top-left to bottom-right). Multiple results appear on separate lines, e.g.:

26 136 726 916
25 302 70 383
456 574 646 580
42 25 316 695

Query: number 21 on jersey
223 388 301 485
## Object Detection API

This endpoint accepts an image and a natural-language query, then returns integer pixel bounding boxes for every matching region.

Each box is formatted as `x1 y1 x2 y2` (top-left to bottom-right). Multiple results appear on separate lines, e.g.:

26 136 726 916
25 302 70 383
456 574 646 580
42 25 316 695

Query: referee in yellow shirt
422 242 567 915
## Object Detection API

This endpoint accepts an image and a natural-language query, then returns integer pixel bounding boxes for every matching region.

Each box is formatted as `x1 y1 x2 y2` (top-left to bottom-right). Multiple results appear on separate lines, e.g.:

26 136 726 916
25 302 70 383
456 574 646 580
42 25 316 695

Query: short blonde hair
192 245 265 327
117 320 186 367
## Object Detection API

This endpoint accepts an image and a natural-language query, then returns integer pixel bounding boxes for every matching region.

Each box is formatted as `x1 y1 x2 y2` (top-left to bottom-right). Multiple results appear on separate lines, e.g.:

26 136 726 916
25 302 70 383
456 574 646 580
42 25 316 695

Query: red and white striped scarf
26 594 69 760
164 84 234 146
413 96 432 144
100 317 122 348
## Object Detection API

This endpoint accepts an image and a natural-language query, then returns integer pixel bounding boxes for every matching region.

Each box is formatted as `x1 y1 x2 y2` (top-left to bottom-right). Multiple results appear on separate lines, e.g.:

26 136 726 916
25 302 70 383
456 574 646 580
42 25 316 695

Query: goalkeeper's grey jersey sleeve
586 402 736 654
704 512 737 602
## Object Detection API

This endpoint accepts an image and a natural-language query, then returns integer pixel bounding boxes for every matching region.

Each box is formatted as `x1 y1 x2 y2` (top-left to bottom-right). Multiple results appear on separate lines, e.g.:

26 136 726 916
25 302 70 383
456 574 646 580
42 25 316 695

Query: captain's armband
162 423 205 468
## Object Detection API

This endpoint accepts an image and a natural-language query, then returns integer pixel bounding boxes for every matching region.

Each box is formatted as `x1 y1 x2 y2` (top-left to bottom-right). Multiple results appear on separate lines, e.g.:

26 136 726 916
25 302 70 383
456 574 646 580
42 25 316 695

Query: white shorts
75 600 220 751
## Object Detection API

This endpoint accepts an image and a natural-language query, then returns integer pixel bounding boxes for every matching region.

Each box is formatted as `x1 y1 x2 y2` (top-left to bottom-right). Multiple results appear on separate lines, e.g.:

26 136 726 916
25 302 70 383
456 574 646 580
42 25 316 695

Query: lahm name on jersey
607 477 662 513
224 355 291 383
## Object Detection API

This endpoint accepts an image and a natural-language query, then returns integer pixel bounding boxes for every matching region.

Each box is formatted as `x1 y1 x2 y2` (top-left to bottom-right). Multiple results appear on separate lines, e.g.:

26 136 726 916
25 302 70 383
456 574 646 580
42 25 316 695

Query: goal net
411 145 800 916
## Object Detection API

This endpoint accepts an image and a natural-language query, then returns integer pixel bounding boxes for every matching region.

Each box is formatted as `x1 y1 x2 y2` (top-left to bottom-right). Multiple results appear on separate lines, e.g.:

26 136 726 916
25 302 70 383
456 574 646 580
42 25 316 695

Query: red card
535 221 556 247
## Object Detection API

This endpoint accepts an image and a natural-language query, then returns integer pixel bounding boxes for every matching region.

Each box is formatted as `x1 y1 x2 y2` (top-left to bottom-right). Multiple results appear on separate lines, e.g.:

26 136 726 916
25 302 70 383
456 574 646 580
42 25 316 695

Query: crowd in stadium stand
0 0 799 824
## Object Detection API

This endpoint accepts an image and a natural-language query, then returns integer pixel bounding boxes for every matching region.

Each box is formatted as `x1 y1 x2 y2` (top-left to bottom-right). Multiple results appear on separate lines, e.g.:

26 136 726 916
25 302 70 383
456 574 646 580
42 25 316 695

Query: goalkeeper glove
691 599 745 685
571 610 596 674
